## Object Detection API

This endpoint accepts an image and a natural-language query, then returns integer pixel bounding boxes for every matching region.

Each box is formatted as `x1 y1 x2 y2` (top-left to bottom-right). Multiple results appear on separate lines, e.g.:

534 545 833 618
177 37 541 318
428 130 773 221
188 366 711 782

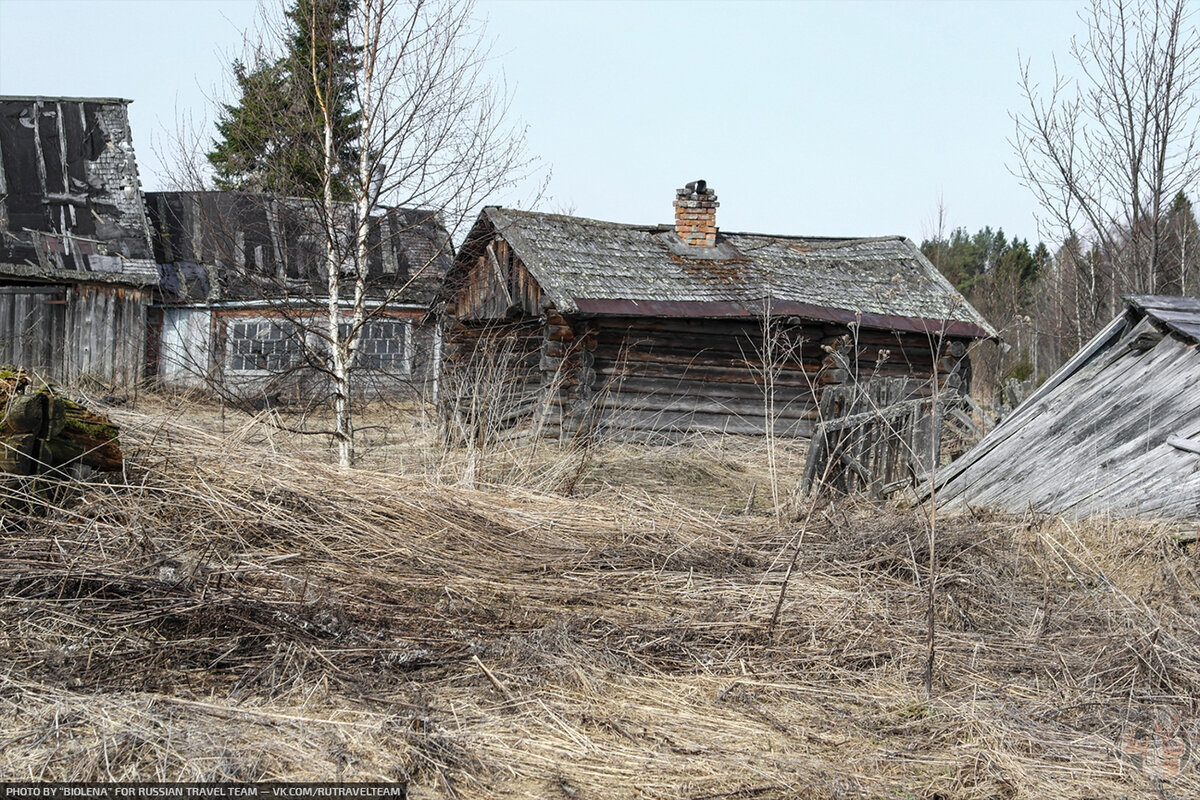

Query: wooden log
1 373 122 475
590 392 814 419
595 374 818 402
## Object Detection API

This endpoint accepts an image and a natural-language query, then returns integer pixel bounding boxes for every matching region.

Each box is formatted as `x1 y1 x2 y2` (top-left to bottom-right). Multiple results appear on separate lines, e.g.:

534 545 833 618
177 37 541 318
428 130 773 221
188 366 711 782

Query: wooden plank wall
0 283 147 388
0 285 66 378
63 284 149 388
455 236 544 322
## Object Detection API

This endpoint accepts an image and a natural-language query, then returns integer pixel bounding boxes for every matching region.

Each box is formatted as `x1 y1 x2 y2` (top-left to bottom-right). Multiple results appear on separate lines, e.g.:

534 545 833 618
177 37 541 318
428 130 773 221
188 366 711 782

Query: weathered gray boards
802 378 943 499
440 183 996 441
936 295 1200 520
0 97 156 387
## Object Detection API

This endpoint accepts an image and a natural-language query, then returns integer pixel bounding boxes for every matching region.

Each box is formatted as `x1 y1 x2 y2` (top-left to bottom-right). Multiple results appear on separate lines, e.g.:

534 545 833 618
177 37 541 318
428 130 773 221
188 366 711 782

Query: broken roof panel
936 295 1200 521
0 96 156 286
476 207 996 338
1127 294 1200 342
146 191 454 306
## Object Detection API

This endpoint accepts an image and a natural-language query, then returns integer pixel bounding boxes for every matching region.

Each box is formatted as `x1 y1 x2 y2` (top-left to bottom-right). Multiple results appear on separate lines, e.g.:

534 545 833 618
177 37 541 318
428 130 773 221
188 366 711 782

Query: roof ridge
488 207 905 243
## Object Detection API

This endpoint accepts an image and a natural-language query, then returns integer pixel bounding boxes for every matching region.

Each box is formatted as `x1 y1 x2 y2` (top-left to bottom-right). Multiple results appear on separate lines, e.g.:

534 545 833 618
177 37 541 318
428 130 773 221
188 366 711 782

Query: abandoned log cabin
0 96 156 387
440 181 997 440
936 295 1200 521
145 191 453 401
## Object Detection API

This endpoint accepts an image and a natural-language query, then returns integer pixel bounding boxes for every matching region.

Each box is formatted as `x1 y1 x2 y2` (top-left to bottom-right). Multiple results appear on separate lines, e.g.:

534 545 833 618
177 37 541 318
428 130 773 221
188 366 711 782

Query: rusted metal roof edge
572 298 992 338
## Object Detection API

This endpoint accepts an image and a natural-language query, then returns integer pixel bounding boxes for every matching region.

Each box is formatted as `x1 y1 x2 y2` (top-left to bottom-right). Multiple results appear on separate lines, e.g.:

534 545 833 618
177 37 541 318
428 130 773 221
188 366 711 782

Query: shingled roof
465 207 996 339
935 294 1200 520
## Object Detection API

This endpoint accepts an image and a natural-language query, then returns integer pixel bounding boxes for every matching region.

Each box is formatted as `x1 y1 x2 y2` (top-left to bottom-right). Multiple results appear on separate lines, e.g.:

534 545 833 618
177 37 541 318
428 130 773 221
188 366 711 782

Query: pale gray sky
0 0 1087 243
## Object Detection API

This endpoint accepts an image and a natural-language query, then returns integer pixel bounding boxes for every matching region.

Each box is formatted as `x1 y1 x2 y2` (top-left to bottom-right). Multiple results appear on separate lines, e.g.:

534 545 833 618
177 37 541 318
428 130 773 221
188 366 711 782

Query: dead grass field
1 393 1198 798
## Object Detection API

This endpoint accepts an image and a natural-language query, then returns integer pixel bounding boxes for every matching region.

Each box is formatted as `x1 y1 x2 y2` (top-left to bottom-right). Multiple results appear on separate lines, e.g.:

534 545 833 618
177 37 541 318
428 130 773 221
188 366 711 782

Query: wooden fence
802 379 943 499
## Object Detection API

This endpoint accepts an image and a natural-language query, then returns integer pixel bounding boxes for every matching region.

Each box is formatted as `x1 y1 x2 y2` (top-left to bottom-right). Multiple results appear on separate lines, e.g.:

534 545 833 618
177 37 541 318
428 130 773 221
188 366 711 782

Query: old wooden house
440 182 996 440
0 96 156 387
936 295 1200 520
145 191 453 401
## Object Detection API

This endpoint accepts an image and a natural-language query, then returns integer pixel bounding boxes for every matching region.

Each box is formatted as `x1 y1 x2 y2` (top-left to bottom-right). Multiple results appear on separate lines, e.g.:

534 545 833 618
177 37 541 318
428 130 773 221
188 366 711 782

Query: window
341 319 409 372
228 319 301 372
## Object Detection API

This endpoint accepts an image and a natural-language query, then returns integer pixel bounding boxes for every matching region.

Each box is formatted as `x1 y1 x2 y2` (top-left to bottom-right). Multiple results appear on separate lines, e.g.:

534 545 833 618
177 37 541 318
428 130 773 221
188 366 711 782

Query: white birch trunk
324 110 353 468
350 2 376 410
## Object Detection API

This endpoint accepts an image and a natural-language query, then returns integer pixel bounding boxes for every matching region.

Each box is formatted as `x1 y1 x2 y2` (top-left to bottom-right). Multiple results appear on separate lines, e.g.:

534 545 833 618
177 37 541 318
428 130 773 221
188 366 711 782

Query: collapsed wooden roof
937 295 1200 520
146 191 453 307
0 97 157 287
452 207 997 339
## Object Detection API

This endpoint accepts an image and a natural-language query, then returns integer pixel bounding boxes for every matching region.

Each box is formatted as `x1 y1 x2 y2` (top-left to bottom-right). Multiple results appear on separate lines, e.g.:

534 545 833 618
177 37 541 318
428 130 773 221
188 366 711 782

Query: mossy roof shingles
482 207 996 338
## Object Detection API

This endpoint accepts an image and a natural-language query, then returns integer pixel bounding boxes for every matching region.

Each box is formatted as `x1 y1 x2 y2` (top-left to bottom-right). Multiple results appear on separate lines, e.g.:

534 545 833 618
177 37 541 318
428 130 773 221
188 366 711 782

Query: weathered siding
0 282 145 386
0 285 66 377
63 284 148 387
454 234 544 322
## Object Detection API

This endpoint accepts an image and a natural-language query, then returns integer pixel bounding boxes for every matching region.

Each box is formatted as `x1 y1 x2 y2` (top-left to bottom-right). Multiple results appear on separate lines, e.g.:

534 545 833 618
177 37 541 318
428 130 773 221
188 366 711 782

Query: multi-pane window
226 316 408 373
341 319 408 372
228 319 301 372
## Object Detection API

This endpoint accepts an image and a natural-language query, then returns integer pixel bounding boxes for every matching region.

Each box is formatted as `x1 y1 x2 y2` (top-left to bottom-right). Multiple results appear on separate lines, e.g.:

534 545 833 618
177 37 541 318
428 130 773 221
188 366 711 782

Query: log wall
442 232 977 441
577 317 971 439
440 317 551 442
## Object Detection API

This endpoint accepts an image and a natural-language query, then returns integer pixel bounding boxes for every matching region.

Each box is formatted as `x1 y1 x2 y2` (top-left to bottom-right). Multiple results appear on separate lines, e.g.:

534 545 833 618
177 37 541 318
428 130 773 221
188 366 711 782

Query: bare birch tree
184 0 528 467
327 0 527 466
1013 0 1200 334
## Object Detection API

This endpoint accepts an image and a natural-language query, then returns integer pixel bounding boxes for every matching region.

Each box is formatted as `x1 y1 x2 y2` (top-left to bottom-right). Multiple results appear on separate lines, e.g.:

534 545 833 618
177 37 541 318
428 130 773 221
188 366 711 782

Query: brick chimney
673 180 718 247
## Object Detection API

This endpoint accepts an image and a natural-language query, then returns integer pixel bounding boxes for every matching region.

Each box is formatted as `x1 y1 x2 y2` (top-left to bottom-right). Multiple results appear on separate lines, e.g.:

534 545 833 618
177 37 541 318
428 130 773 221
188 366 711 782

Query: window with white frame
341 319 409 372
227 319 302 372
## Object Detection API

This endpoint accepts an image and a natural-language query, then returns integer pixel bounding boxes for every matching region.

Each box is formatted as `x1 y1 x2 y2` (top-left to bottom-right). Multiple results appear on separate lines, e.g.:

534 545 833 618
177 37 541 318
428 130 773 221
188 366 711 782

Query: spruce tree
208 0 360 198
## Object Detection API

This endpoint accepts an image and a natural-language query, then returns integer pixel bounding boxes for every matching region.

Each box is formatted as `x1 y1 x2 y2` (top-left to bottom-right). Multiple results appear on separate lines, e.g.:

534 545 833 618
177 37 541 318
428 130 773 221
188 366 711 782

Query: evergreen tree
208 0 361 198
1160 191 1199 294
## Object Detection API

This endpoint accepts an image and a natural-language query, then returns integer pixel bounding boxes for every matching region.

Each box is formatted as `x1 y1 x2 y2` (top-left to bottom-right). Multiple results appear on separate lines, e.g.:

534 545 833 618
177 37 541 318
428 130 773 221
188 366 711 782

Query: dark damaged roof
0 96 156 286
146 191 453 306
465 207 996 338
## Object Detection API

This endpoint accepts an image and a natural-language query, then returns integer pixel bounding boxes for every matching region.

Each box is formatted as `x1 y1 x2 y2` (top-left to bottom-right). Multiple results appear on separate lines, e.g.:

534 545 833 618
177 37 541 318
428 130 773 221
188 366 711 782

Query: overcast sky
0 0 1087 243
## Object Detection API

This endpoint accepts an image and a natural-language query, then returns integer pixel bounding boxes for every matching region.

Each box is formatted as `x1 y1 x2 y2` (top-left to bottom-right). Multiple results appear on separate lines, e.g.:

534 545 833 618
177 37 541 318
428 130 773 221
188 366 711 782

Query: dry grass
1 395 1198 797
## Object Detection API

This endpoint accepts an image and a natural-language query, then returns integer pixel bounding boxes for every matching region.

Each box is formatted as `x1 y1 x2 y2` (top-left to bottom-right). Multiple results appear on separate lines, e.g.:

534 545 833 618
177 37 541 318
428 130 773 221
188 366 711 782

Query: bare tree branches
1013 0 1200 335
166 0 532 467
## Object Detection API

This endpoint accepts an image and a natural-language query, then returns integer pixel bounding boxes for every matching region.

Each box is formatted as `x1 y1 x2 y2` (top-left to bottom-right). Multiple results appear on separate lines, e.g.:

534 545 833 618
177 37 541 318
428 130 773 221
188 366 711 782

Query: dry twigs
1 402 1197 797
